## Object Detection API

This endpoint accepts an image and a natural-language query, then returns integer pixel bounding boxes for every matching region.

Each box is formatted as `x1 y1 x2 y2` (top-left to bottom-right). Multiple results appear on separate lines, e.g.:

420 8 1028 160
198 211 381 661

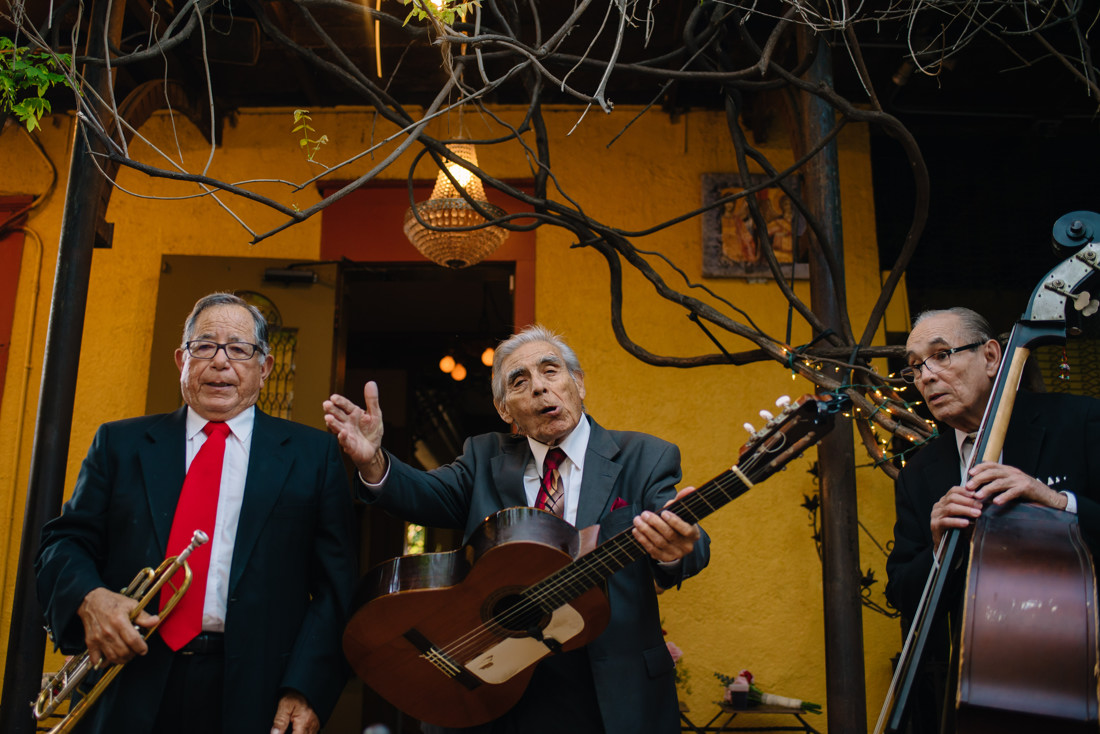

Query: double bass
876 211 1100 734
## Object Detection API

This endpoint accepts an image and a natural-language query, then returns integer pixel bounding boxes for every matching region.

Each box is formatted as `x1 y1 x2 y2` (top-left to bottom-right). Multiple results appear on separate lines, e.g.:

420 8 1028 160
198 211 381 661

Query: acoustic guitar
343 393 847 728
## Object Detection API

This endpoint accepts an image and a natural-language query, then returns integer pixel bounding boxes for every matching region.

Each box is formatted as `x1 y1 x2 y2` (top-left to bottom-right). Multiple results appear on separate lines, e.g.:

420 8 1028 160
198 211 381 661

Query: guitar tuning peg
759 410 774 422
1084 299 1100 318
743 422 756 435
1073 292 1092 311
775 395 791 408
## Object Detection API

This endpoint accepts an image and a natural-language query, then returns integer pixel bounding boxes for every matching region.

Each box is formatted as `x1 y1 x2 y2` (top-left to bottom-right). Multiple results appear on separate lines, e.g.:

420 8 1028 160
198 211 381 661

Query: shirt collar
185 405 255 442
954 427 977 456
527 413 590 473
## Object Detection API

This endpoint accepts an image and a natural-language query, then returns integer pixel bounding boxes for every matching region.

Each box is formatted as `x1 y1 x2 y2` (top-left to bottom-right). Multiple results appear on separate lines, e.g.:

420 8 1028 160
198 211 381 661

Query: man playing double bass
885 306 1100 733
324 324 711 734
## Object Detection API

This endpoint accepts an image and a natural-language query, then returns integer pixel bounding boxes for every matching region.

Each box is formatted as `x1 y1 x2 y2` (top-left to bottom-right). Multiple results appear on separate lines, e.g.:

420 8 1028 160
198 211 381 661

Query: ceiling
6 1 1096 131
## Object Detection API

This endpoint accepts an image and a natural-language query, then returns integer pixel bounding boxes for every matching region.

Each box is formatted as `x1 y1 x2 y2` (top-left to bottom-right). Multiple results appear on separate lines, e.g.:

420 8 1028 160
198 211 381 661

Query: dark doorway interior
341 262 517 466
337 261 516 733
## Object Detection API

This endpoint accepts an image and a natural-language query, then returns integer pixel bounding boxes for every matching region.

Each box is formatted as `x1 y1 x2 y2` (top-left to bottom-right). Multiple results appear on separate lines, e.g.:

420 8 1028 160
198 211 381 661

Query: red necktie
159 421 230 651
535 448 566 517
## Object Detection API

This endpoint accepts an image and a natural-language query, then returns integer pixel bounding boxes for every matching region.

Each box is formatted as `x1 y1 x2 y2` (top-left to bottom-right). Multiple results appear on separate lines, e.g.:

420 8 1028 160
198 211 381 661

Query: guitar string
506 437 783 616
431 434 789 667
436 436 786 664
437 448 775 664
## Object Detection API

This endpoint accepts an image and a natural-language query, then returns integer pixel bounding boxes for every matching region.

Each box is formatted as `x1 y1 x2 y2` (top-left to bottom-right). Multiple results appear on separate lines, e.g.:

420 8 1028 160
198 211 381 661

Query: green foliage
0 37 71 132
675 660 693 696
398 0 482 27
291 109 329 162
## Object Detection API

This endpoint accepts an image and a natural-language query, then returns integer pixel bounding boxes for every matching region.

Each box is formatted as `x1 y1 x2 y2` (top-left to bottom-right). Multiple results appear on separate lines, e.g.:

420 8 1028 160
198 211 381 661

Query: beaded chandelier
404 143 509 269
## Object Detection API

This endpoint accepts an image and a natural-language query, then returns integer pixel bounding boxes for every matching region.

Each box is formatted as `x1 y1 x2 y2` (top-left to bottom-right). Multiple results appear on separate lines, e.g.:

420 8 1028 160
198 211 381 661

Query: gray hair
491 324 583 405
181 292 270 356
912 307 995 343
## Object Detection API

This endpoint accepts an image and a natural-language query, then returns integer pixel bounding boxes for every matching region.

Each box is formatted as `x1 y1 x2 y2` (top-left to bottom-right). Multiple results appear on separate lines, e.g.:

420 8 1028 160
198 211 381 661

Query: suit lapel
492 436 531 510
920 432 965 504
577 419 622 527
1003 394 1045 476
229 410 291 595
140 408 188 553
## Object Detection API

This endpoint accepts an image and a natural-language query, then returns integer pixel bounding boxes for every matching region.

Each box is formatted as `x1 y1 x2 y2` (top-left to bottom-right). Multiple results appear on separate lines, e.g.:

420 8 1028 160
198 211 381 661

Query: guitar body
343 508 612 728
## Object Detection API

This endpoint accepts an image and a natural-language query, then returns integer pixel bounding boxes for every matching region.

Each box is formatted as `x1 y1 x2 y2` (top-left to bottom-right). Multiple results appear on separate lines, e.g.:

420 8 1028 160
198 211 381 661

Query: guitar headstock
737 393 850 477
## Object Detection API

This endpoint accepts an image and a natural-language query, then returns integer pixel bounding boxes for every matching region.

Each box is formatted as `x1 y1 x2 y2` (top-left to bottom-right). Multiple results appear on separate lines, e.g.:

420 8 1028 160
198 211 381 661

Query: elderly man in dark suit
36 292 357 734
885 306 1100 733
324 324 710 734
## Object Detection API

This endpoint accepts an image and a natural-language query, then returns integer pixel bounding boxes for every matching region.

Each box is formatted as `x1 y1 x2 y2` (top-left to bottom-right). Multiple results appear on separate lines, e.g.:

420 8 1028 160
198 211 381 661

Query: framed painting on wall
701 173 809 279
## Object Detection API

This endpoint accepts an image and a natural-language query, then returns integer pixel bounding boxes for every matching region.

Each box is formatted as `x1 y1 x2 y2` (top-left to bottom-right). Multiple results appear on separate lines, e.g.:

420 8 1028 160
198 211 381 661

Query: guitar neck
529 469 753 611
525 394 842 614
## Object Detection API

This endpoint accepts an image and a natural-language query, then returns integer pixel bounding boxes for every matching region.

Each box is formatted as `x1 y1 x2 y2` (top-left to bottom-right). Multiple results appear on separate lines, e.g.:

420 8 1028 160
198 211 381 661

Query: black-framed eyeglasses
899 341 983 383
185 340 261 361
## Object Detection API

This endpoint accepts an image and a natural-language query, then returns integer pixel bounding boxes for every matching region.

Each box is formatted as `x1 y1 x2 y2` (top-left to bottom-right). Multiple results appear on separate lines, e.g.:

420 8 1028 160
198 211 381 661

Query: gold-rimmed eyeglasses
899 341 983 383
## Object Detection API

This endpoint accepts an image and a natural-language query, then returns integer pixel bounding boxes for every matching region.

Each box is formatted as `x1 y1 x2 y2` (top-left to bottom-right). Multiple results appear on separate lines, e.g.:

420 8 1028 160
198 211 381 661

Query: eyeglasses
185 340 261 361
899 341 983 383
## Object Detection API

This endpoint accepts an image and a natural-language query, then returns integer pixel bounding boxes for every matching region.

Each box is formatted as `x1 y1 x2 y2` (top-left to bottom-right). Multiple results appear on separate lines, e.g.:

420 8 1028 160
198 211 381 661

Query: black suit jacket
364 416 711 733
35 407 358 734
886 391 1100 620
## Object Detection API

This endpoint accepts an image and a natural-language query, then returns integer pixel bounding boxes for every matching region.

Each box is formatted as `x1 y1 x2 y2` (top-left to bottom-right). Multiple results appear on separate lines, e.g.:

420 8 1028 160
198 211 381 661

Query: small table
679 702 822 734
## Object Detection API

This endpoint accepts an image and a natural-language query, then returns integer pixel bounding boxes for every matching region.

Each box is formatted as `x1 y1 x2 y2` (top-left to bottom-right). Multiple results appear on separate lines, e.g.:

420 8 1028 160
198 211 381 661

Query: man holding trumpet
35 292 357 734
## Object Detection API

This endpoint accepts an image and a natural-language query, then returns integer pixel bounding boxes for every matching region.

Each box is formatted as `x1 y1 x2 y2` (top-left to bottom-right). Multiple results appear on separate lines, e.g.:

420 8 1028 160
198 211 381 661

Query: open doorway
320 181 535 732
335 262 516 733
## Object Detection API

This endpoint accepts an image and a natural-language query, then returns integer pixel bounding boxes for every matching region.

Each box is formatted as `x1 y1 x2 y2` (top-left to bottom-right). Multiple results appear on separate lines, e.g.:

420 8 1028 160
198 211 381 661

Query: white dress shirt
183 405 255 632
523 414 591 526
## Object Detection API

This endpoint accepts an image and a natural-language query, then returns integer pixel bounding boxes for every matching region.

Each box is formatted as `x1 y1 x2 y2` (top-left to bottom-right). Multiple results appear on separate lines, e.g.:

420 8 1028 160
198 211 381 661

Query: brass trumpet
33 530 209 734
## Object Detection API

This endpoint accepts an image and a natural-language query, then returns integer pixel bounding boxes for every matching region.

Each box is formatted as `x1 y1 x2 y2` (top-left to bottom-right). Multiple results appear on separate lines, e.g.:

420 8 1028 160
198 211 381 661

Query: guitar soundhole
484 589 549 637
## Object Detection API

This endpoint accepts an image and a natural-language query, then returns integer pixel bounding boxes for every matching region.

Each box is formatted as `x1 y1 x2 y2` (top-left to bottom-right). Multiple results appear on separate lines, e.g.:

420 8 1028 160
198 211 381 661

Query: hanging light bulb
451 363 467 381
439 355 456 373
481 347 495 367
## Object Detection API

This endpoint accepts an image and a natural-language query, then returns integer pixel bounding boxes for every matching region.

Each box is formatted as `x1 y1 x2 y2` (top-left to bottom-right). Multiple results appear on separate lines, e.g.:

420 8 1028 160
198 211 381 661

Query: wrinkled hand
77 587 159 666
271 690 319 734
632 487 702 563
967 462 1066 510
930 485 982 548
323 380 386 482
929 464 1066 547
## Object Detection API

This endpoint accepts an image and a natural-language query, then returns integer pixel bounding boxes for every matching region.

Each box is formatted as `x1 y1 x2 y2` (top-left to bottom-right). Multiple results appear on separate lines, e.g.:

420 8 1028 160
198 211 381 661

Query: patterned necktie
536 448 567 517
159 421 230 651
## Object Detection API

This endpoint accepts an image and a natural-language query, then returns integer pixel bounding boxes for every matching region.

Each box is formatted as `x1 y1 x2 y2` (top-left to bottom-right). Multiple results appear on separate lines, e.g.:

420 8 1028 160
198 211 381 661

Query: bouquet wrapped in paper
715 670 822 714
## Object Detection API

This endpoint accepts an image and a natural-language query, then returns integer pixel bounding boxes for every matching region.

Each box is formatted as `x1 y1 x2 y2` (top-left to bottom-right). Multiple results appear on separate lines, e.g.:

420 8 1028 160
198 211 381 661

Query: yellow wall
0 104 898 729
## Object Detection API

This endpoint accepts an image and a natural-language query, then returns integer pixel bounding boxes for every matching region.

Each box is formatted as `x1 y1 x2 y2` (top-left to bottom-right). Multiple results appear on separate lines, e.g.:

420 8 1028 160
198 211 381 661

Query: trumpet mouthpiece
192 530 209 546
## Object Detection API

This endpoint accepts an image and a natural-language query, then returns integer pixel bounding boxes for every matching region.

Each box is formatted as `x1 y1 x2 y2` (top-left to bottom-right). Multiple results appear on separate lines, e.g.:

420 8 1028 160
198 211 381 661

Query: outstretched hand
323 381 387 482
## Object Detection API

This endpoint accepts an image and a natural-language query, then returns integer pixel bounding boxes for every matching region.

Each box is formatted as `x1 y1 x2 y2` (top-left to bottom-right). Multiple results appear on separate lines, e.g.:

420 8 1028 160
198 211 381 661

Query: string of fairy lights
770 340 940 473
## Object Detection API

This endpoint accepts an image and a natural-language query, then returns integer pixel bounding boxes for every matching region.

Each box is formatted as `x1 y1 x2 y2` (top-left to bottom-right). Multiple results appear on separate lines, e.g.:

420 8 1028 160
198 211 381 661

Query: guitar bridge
403 629 483 690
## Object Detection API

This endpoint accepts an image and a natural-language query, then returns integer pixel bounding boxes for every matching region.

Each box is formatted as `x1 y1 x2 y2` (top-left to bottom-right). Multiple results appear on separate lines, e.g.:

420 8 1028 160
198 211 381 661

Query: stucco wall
0 104 898 729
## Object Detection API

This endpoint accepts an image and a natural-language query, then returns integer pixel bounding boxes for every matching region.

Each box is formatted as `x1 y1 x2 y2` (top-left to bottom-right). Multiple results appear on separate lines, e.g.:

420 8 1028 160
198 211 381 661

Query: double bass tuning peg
1072 291 1099 317
1046 281 1100 317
